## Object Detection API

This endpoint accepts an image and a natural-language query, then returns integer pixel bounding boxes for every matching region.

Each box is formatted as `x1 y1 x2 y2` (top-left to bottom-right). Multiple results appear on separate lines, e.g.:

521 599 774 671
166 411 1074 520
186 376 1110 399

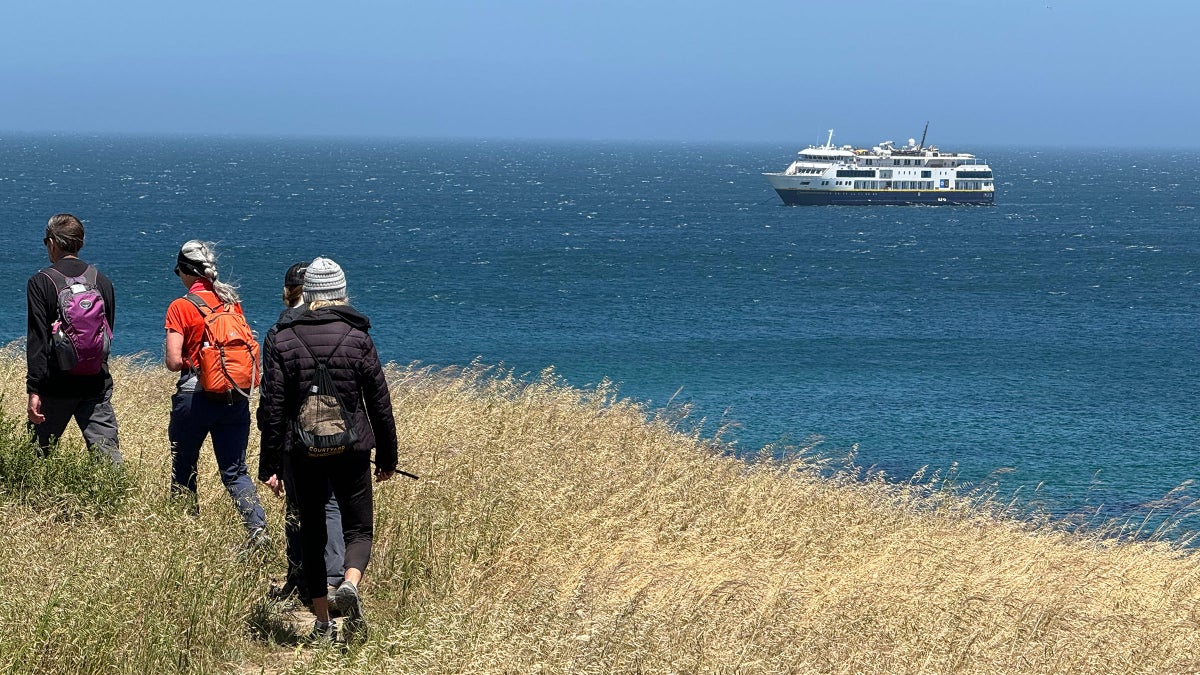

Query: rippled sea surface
1 135 1197 523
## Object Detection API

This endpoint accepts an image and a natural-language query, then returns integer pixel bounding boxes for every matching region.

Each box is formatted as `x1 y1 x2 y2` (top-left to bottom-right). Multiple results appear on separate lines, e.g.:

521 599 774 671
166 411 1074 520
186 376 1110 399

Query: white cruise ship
764 127 995 205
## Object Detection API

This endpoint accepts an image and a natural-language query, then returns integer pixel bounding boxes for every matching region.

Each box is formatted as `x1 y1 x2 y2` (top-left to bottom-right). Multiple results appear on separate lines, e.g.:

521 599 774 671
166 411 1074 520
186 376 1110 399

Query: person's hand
375 470 394 483
263 474 284 498
28 393 45 425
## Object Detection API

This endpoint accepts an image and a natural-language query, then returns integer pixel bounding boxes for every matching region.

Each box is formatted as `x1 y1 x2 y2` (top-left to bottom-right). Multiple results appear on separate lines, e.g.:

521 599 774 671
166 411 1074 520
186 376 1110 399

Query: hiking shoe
305 619 338 646
246 526 270 550
333 582 367 643
238 527 270 560
325 588 344 618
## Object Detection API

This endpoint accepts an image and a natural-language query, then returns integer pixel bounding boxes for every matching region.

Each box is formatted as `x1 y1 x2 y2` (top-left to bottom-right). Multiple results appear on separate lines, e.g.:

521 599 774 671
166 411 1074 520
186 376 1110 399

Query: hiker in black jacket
257 262 347 606
258 257 398 644
26 213 121 463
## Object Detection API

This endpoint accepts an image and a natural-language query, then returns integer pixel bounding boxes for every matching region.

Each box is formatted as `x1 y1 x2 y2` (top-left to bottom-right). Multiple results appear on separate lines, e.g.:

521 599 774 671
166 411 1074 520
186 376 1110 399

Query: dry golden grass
2 344 1200 673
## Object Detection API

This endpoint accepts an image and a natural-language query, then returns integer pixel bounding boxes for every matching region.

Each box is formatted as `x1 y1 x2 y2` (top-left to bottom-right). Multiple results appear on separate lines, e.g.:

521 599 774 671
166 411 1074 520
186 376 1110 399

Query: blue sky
2 1 1197 147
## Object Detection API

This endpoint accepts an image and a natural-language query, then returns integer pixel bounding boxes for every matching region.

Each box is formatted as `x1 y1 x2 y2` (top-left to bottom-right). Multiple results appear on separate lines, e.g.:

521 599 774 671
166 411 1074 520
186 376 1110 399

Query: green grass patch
0 397 131 519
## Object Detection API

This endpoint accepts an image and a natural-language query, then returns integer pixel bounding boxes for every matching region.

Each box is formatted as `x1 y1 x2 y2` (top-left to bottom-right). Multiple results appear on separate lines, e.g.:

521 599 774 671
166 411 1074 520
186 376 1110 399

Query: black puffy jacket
257 304 399 481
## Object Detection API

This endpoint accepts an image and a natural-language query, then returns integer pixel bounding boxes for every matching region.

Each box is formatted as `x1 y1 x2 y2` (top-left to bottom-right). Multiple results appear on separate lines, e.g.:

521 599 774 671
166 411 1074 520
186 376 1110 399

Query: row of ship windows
827 180 994 190
835 169 920 178
859 159 969 167
835 180 939 189
800 167 938 177
837 170 995 179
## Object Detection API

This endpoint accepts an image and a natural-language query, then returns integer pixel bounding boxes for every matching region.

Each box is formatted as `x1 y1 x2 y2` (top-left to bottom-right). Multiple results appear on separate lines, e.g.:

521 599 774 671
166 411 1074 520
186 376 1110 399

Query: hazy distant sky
2 0 1197 147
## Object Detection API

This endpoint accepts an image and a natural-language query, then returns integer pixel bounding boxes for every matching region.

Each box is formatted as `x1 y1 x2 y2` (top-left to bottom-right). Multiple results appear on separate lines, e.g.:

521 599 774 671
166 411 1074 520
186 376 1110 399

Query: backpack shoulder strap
39 267 70 291
293 325 352 366
327 329 352 363
292 328 318 362
184 292 216 317
40 265 95 288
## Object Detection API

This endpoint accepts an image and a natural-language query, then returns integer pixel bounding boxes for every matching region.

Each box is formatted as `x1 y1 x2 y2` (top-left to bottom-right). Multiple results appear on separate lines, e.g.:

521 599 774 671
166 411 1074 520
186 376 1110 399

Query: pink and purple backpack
40 266 112 375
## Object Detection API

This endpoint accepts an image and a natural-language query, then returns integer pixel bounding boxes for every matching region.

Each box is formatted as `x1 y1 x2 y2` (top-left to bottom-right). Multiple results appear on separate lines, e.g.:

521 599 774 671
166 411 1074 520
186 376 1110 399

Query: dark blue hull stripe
775 190 995 206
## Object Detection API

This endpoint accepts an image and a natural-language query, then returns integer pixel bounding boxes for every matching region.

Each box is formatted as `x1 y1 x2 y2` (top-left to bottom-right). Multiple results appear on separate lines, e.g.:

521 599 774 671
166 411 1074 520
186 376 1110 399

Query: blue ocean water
1 135 1197 523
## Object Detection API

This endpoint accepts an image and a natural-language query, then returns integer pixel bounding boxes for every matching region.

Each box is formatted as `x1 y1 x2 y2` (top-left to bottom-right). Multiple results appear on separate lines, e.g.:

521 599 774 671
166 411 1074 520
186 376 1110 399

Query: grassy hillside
1 345 1199 673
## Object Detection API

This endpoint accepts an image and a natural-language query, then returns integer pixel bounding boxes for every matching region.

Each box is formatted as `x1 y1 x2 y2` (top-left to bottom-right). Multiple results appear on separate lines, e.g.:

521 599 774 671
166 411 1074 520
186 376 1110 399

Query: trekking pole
372 459 419 480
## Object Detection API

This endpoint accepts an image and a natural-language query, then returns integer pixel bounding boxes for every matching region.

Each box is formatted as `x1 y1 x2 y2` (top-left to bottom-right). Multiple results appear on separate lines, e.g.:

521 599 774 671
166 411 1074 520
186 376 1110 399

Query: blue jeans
169 389 266 532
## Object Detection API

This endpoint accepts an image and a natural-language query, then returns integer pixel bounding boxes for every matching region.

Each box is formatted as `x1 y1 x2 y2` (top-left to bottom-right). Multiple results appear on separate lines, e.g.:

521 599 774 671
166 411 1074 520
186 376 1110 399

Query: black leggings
292 450 374 600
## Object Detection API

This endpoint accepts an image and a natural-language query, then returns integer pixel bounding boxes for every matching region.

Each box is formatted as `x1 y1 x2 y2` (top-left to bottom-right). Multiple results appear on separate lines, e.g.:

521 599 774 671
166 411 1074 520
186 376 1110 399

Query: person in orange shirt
164 240 267 548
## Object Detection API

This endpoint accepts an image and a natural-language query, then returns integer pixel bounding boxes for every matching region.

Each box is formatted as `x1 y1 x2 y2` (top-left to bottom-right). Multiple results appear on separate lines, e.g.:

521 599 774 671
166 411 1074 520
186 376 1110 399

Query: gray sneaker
238 527 271 560
247 526 270 547
333 582 368 643
305 619 338 646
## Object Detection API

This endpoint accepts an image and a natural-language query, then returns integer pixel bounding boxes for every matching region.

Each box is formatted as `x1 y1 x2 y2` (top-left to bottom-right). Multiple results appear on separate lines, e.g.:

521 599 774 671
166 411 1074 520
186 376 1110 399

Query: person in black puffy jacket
257 262 347 606
258 257 397 644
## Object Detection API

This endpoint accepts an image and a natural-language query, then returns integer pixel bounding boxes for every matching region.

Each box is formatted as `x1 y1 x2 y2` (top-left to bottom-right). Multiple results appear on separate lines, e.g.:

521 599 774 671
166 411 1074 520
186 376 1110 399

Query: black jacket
26 257 116 398
254 305 305 433
257 305 399 481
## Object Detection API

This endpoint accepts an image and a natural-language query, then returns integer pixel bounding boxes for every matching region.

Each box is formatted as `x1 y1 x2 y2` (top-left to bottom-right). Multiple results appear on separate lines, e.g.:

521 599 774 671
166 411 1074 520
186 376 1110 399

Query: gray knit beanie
302 257 347 303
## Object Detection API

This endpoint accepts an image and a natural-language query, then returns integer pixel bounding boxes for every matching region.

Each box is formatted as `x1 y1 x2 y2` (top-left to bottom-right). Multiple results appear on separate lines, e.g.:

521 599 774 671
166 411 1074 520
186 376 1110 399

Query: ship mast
824 129 834 149
917 121 929 151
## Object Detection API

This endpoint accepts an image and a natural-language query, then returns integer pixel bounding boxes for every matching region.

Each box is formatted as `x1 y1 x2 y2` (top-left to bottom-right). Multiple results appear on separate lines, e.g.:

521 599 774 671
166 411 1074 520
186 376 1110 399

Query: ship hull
773 189 994 206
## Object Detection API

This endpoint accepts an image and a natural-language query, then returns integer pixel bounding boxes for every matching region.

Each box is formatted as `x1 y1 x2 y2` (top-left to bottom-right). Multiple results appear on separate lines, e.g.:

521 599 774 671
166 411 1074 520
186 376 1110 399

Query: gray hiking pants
29 382 122 464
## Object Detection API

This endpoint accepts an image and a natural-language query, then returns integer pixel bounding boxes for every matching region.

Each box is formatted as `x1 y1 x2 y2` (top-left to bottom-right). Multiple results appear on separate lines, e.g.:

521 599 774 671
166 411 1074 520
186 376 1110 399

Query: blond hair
307 298 351 311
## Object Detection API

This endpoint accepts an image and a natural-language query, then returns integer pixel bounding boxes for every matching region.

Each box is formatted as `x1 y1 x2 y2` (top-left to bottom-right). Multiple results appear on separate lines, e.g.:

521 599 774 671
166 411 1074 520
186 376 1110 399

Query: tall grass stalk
2 345 1199 673
0 399 131 519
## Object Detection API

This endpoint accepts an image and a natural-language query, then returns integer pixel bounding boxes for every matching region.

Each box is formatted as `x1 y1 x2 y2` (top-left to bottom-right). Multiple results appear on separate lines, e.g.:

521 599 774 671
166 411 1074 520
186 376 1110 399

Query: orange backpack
185 293 261 398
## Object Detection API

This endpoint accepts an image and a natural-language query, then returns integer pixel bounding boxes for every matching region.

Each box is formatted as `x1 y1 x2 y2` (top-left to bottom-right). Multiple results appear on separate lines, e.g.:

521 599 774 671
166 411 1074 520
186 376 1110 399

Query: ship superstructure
764 126 995 205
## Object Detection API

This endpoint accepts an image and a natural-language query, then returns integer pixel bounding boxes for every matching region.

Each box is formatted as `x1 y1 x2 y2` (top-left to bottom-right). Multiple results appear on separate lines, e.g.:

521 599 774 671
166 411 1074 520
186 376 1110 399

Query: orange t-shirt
164 280 246 372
